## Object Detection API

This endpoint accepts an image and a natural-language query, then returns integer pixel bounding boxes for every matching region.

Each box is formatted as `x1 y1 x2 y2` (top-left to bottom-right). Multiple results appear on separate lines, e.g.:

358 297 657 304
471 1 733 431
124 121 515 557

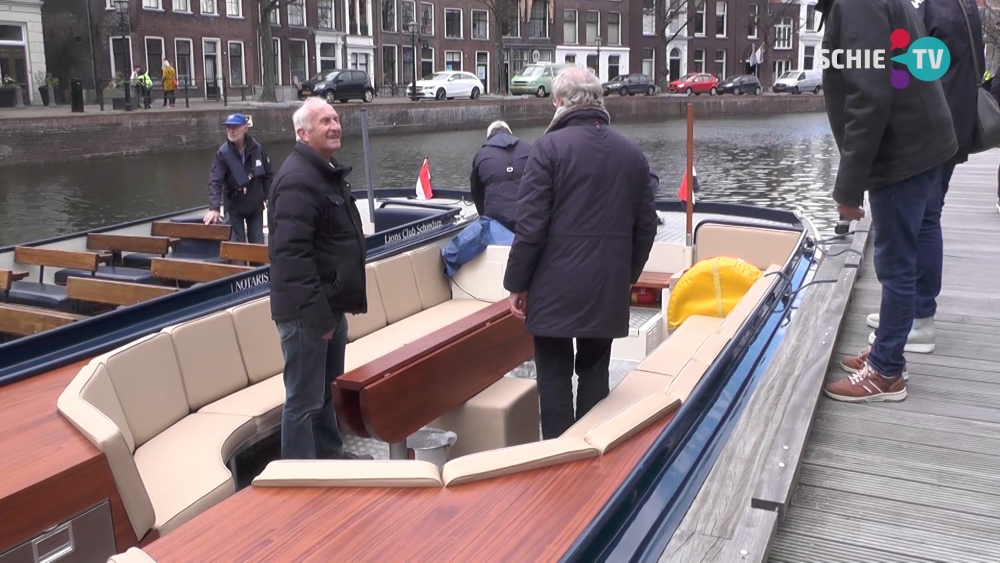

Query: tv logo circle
816 28 951 89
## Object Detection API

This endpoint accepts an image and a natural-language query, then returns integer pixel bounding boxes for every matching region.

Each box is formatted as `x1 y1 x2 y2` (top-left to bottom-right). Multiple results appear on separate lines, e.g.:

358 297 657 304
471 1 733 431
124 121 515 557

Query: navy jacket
470 132 531 231
208 133 273 215
503 107 659 339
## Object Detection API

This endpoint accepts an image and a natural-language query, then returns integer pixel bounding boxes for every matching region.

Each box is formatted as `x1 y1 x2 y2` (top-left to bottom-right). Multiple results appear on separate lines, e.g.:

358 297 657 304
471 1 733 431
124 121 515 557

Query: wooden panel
220 241 269 264
14 246 101 272
0 360 137 553
150 221 231 241
0 303 87 336
87 233 173 255
360 312 534 443
150 258 252 283
634 271 675 291
66 277 178 307
0 269 29 290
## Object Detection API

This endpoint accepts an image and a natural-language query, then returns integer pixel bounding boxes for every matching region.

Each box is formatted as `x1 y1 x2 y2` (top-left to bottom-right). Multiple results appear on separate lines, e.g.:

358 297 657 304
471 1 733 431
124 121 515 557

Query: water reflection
0 112 840 246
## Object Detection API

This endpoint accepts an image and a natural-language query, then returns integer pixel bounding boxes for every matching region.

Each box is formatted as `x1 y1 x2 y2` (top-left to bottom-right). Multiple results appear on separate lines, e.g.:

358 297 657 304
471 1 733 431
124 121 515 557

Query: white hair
487 120 511 138
552 66 604 110
293 97 329 141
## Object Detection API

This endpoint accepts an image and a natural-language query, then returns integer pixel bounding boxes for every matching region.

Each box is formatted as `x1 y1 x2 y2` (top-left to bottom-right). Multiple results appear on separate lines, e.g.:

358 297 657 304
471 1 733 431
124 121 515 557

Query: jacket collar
227 133 260 155
544 104 612 134
293 142 353 185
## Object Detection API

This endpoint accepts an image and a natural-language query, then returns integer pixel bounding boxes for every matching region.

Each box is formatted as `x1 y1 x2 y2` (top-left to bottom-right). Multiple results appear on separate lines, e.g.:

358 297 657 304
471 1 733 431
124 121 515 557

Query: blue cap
223 113 249 126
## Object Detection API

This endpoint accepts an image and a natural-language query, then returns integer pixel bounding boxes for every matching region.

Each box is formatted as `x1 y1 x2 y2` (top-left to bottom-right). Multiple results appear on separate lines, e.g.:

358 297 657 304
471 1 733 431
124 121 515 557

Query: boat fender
667 257 762 330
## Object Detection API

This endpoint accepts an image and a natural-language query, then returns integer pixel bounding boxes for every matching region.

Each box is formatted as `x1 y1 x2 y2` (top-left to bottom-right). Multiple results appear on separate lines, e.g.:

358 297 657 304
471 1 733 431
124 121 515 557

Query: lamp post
406 21 420 100
594 36 602 81
113 0 132 112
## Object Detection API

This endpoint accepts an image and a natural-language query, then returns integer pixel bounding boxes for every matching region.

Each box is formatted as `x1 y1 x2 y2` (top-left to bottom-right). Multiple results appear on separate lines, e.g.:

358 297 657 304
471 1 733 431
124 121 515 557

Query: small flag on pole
415 157 433 200
677 166 699 204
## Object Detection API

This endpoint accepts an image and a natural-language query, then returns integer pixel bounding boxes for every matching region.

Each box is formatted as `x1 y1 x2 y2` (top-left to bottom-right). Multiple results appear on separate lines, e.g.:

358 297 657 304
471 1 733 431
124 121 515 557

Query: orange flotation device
666 256 763 330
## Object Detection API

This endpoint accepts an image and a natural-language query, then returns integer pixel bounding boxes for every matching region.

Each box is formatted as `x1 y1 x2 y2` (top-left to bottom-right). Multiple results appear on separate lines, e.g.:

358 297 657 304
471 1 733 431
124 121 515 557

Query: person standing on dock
205 113 274 244
268 97 371 460
469 120 531 232
817 0 958 403
503 66 659 439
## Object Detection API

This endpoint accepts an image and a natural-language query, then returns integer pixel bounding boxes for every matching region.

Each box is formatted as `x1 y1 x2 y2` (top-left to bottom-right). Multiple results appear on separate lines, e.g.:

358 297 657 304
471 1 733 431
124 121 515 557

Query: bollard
70 78 84 113
223 80 228 106
184 78 189 108
241 85 245 101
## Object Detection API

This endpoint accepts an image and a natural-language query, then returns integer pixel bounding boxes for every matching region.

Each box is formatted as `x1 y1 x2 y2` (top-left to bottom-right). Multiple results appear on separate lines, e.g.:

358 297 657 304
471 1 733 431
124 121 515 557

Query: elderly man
470 120 532 232
503 67 659 439
205 113 273 244
268 98 370 460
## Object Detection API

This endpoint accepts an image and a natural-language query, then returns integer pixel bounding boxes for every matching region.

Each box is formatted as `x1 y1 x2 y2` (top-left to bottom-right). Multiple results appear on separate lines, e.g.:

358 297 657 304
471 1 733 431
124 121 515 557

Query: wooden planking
150 257 252 283
634 271 675 291
65 277 178 307
14 246 104 272
0 303 87 336
86 233 174 255
0 360 136 553
0 269 29 290
220 241 269 264
150 221 231 241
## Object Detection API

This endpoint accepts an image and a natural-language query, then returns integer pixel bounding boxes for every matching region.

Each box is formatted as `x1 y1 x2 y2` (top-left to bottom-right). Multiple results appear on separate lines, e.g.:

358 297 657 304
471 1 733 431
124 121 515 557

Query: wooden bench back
0 269 29 291
150 258 252 283
14 247 104 272
0 303 87 336
150 221 231 241
220 242 269 264
87 233 174 255
66 277 178 307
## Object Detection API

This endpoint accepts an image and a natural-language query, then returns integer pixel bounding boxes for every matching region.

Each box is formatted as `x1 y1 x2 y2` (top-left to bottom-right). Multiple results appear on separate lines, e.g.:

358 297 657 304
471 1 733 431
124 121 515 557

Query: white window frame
420 2 435 36
109 36 133 80
803 45 815 69
805 3 816 32
585 10 599 45
642 0 655 36
173 0 192 13
318 41 339 71
444 8 463 39
444 49 463 70
259 37 283 86
381 0 396 32
642 47 654 81
401 0 416 29
382 44 398 85
774 17 793 50
563 9 577 45
288 0 306 27
269 4 280 24
288 38 309 84
471 9 489 40
608 11 621 46
695 2 706 36
174 38 195 86
475 50 489 91
694 48 705 73
747 3 758 38
714 48 726 80
503 12 519 37
227 40 246 86
142 0 163 11
715 1 726 37
226 0 243 18
144 36 165 80
773 59 791 77
201 0 218 16
420 45 435 76
202 37 222 94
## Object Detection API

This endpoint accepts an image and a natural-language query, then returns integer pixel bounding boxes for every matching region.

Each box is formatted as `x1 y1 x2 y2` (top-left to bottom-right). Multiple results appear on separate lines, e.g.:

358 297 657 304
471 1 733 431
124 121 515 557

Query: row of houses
3 0 835 105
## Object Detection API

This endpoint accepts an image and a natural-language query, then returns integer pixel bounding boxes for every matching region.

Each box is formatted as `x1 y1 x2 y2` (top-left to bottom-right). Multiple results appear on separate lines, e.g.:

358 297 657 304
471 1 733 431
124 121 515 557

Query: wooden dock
660 151 1000 562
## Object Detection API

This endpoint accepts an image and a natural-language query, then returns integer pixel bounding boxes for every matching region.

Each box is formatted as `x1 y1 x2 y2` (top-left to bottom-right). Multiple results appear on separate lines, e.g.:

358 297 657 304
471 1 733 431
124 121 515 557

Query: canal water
0 111 840 247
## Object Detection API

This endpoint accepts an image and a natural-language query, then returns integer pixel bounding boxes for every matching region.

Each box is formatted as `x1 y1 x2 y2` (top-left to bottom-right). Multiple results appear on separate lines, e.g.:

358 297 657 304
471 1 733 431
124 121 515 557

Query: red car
667 73 719 96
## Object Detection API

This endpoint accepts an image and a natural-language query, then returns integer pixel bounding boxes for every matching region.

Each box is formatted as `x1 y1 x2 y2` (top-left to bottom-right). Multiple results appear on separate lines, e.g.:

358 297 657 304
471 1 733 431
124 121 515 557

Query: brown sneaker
840 346 908 381
824 363 907 403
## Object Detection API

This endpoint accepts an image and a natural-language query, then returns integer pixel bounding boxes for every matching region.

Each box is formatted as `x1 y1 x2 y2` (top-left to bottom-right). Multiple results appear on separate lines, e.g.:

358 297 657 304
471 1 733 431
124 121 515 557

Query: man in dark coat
268 97 370 460
503 66 659 439
205 113 273 244
818 0 958 403
470 120 531 232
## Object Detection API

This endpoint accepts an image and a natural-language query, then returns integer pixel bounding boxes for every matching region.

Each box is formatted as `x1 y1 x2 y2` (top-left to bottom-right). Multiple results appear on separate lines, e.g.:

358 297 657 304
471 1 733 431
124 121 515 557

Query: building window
503 9 519 37
201 0 216 15
227 0 241 17
608 12 620 45
111 37 132 80
401 0 415 28
320 0 335 29
381 0 395 31
445 50 462 71
175 39 193 86
714 48 725 80
445 8 462 38
715 1 726 36
774 17 793 49
402 46 415 83
271 38 281 85
289 39 307 83
421 45 434 77
747 3 758 38
203 40 220 86
348 0 371 36
228 41 245 85
472 10 488 39
804 45 814 69
174 0 190 12
143 0 161 10
269 5 279 24
694 49 705 73
288 1 305 26
144 37 164 80
529 0 547 38
585 11 598 45
350 52 369 73
806 4 816 31
565 54 576 63
642 47 654 79
382 45 397 86
643 0 654 35
420 2 434 35
608 54 620 78
695 2 705 35
476 51 488 85
773 59 790 77
563 10 577 44
319 42 338 71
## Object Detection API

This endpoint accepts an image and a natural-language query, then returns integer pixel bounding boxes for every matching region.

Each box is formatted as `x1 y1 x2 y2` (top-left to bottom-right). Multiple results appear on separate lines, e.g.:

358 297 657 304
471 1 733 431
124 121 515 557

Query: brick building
554 0 629 82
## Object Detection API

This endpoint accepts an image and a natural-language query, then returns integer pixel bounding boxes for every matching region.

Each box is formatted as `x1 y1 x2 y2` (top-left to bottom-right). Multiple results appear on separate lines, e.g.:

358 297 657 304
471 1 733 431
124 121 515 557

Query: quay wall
0 95 825 166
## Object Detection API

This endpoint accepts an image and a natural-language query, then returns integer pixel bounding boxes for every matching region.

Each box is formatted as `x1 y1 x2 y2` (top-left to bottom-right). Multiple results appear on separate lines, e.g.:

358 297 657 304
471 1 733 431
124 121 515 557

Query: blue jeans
914 163 949 319
229 208 264 244
276 314 347 459
869 165 942 378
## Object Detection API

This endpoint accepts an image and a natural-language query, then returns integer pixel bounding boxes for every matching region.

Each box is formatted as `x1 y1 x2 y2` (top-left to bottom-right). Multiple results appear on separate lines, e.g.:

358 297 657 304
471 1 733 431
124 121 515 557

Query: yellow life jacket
666 256 763 330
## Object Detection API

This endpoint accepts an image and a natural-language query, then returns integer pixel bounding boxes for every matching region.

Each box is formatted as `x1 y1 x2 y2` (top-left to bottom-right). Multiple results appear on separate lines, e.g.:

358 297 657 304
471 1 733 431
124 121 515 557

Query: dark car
297 69 375 103
718 74 762 95
602 74 656 96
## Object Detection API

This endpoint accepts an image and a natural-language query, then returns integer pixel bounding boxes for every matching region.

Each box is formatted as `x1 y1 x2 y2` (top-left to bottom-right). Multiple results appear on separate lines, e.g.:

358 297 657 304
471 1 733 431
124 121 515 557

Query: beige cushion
252 459 444 488
583 394 681 454
99 332 190 448
373 254 422 324
716 265 781 338
635 315 724 377
347 264 388 341
664 358 712 402
133 413 256 535
429 376 540 459
694 333 730 365
407 245 452 309
695 225 800 271
450 245 510 303
442 437 600 487
164 311 250 411
346 335 405 371
360 300 491 347
229 297 284 383
108 547 157 563
198 375 284 433
643 243 687 275
80 360 136 451
562 370 671 438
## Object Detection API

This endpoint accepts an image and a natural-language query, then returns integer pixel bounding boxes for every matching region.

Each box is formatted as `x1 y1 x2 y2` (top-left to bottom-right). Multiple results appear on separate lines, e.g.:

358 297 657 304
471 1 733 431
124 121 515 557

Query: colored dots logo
888 28 951 89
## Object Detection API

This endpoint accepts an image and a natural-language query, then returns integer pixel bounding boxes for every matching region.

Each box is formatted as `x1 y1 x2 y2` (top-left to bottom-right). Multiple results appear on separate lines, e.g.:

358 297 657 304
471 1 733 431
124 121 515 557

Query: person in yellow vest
135 67 152 109
161 59 176 108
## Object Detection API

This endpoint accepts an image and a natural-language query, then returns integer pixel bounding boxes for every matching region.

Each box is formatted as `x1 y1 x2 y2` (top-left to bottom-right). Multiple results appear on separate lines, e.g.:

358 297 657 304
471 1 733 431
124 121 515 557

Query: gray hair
552 66 604 109
293 97 329 141
487 120 511 138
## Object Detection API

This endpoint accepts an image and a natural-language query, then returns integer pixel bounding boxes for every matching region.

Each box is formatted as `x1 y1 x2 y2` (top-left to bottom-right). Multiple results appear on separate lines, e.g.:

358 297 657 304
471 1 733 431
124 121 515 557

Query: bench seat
54 266 158 286
198 375 285 434
6 281 72 308
123 251 227 269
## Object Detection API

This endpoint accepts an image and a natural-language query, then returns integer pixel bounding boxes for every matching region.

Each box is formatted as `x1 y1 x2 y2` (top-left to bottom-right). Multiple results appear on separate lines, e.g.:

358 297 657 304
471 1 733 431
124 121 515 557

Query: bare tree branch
476 0 519 94
644 0 706 87
750 0 798 82
257 0 300 102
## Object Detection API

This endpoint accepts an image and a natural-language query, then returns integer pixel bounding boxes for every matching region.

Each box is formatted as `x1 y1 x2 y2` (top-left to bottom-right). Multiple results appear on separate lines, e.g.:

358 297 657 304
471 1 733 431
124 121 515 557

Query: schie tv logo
817 29 951 89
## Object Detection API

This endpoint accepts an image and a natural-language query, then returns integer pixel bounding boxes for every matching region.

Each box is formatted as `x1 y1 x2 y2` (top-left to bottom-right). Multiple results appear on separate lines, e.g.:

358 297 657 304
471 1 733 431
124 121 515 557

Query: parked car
602 74 657 96
717 74 762 95
772 69 822 94
408 71 485 101
298 69 375 103
667 73 719 95
509 63 573 97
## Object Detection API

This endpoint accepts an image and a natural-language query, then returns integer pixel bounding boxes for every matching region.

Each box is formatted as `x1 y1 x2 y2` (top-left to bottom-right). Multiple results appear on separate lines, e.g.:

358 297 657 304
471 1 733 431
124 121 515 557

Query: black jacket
918 0 985 165
818 0 957 207
470 132 531 231
208 133 274 215
267 144 368 333
503 106 659 339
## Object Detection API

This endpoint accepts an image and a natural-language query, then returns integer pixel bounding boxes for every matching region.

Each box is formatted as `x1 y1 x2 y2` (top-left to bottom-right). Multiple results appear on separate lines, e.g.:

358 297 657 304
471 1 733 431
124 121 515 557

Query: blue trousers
868 165 943 377
229 208 264 244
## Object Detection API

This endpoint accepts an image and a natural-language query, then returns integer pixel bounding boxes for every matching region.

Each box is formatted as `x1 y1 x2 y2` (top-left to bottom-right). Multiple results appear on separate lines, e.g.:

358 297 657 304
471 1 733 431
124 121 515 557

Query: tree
644 0 706 87
477 0 519 94
257 0 300 102
748 0 798 84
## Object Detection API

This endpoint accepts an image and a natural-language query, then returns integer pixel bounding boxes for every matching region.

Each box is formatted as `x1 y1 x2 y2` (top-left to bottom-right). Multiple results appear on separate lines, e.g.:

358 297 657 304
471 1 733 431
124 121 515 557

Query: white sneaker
867 315 936 353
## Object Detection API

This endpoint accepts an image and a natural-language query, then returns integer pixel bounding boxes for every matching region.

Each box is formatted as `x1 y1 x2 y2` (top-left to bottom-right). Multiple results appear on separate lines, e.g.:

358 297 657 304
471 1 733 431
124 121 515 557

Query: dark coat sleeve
831 0 894 208
208 150 226 212
470 156 486 216
260 146 275 203
503 142 554 294
269 176 336 333
632 156 659 284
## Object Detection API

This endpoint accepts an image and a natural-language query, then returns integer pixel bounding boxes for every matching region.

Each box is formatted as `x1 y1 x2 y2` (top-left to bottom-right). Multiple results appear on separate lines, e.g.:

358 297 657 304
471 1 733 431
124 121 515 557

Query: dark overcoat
470 131 532 232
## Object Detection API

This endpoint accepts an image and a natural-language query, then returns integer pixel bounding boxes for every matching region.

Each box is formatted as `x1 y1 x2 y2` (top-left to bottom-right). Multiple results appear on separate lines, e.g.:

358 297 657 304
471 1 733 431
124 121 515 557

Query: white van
772 69 822 94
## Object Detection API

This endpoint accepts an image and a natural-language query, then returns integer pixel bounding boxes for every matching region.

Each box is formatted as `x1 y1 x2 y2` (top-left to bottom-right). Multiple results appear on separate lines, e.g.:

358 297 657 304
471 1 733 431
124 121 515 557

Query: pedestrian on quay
859 0 985 355
469 120 531 232
268 97 371 460
816 0 958 403
205 113 273 244
161 60 177 108
503 66 659 439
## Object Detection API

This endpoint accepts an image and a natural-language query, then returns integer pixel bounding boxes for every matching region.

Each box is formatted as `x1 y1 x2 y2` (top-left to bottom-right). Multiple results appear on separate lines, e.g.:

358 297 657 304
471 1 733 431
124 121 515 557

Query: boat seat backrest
407 245 452 310
450 245 511 303
80 361 138 452
643 243 688 274
253 460 444 488
163 311 251 410
373 254 423 324
695 224 800 271
228 297 284 383
441 438 600 487
347 264 389 342
715 264 781 338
